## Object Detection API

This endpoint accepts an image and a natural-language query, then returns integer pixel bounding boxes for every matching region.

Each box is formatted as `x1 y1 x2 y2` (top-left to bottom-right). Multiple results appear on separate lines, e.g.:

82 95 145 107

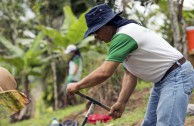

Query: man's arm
66 61 120 94
109 69 137 119
118 69 137 104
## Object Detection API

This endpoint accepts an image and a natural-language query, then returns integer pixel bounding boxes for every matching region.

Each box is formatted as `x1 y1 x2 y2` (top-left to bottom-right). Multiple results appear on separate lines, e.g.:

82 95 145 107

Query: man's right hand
66 82 79 95
108 101 126 119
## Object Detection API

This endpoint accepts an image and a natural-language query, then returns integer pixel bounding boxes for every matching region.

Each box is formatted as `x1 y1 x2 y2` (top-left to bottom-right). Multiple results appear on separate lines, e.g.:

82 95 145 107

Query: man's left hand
108 101 126 119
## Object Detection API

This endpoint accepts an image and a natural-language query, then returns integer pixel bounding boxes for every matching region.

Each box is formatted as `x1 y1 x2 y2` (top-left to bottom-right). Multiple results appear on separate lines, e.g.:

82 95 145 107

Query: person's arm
108 69 137 119
66 61 120 94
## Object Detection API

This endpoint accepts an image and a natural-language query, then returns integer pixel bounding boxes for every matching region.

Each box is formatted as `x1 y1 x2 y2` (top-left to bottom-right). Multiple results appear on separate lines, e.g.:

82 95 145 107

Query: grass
85 81 152 126
0 104 85 126
108 107 145 125
1 81 193 126
85 106 146 126
0 81 152 126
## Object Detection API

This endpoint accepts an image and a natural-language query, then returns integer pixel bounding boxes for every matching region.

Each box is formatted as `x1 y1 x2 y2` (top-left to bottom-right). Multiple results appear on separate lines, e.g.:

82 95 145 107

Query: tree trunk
23 75 29 96
167 0 182 52
10 75 34 122
178 0 187 57
47 38 58 110
51 60 58 110
181 18 188 58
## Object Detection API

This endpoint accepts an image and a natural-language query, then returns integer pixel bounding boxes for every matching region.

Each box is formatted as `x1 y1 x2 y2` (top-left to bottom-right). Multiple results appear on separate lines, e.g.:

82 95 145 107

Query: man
66 3 194 126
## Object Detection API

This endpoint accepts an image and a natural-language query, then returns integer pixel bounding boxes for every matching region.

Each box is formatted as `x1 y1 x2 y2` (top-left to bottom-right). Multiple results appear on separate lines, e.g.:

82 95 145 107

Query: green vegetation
1 81 193 126
0 104 85 126
0 0 194 125
0 81 151 126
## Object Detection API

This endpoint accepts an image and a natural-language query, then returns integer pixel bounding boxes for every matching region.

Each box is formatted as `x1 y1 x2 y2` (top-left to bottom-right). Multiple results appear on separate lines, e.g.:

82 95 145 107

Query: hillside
1 82 194 126
60 82 194 126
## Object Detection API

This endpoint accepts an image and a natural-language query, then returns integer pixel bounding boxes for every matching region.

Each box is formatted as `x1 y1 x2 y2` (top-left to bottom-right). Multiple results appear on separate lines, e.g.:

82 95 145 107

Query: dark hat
84 3 122 38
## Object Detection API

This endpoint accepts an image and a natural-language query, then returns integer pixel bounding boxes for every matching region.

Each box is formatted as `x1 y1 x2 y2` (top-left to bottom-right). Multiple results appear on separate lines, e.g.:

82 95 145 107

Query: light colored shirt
68 55 83 81
106 23 183 83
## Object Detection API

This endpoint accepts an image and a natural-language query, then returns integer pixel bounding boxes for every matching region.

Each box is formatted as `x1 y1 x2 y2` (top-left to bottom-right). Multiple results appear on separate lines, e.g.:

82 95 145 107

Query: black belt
160 57 186 82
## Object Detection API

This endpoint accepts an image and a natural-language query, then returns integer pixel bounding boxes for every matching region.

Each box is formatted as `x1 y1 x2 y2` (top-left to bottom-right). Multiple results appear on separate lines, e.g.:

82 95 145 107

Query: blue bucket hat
84 3 122 38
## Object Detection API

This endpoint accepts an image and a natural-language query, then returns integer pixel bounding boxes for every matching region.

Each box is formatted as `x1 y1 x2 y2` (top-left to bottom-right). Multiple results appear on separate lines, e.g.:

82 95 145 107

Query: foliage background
0 0 194 125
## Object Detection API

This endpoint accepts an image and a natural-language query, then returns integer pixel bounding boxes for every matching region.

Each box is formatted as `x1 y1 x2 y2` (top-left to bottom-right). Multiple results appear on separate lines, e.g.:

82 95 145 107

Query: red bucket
186 26 194 55
87 114 112 124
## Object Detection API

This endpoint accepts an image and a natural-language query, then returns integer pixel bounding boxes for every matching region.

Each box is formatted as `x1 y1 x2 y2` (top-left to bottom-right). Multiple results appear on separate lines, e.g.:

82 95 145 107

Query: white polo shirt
105 23 183 83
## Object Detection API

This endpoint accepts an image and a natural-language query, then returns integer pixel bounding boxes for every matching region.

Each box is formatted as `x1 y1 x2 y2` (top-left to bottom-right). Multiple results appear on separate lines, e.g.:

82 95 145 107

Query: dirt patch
62 88 194 125
127 88 151 110
185 118 194 126
132 119 144 126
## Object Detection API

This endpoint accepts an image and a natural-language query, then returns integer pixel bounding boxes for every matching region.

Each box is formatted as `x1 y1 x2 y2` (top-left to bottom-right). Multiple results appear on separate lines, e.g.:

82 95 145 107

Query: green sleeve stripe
73 56 80 65
105 34 138 63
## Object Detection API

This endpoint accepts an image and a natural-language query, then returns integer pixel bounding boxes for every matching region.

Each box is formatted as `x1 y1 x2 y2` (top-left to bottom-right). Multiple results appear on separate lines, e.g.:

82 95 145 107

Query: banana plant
35 5 89 110
40 5 88 47
0 33 46 93
0 33 46 120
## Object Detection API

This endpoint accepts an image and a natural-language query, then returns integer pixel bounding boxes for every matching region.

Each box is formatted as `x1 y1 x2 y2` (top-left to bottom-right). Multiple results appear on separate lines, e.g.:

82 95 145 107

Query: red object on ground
186 26 194 55
87 114 112 124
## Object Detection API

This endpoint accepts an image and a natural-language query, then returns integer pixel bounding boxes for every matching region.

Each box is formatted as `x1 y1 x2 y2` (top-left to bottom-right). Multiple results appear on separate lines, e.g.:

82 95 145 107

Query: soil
62 88 194 126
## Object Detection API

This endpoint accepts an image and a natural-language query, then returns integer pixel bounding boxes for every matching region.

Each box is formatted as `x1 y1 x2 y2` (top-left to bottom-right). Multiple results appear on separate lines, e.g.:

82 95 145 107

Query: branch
167 0 181 51
177 0 184 22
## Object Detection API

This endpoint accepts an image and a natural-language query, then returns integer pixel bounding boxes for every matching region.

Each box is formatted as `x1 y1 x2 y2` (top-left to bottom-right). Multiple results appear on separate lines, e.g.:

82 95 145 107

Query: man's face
93 25 116 43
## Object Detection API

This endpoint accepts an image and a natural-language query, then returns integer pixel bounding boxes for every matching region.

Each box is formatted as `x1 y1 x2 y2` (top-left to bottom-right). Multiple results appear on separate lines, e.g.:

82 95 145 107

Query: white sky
121 0 194 33
183 0 194 10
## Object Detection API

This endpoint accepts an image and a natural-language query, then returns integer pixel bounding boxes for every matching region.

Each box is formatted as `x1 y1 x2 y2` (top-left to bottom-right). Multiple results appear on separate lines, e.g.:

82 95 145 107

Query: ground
62 87 194 126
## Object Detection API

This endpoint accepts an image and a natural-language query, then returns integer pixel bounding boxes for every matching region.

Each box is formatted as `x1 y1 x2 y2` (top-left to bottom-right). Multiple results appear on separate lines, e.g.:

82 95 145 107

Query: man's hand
66 82 79 95
108 102 126 119
66 61 119 95
108 70 137 119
